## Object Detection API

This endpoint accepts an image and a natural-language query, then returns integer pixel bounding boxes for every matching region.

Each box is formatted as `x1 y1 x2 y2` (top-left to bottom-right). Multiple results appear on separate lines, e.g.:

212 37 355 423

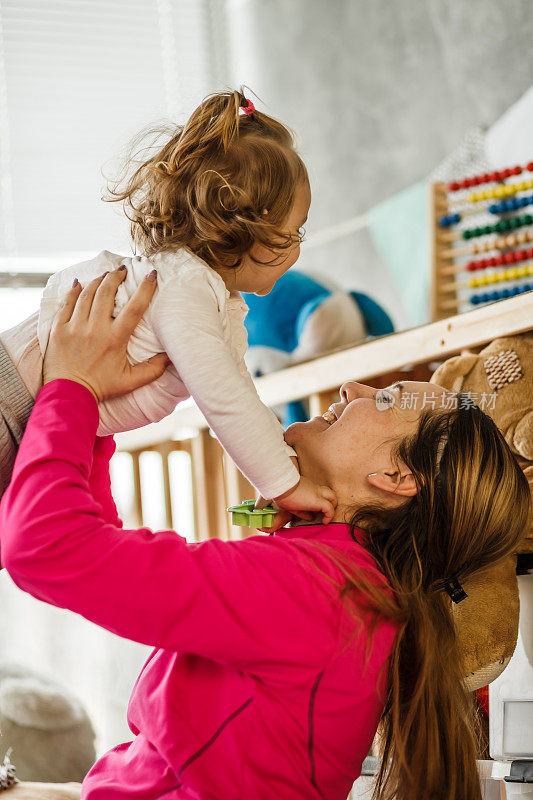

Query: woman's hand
43 267 169 403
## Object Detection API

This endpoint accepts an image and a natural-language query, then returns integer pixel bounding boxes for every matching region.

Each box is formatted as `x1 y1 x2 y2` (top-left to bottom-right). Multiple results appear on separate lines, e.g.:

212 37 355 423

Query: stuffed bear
0 664 96 783
243 270 394 424
430 332 533 691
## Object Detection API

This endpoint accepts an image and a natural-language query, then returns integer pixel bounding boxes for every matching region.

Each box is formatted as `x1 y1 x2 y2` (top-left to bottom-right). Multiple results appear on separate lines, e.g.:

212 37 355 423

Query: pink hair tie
240 99 255 116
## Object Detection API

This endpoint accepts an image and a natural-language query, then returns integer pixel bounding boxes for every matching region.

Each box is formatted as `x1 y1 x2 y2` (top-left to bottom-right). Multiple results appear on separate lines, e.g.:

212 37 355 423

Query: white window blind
0 0 229 264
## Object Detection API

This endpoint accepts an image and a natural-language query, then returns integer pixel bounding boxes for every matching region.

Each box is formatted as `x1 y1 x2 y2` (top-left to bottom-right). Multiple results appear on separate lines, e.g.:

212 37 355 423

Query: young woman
0 268 529 800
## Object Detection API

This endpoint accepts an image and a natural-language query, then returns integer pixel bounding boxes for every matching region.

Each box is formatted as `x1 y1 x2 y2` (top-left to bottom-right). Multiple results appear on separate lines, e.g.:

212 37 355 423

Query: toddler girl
0 89 336 522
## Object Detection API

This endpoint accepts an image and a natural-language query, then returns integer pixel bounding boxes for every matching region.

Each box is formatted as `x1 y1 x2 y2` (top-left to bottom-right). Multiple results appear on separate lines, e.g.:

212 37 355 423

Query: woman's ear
366 470 418 497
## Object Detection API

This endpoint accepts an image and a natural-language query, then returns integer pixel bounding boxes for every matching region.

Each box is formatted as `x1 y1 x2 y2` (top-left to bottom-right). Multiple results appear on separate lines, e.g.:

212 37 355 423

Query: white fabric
1 249 298 500
486 85 533 169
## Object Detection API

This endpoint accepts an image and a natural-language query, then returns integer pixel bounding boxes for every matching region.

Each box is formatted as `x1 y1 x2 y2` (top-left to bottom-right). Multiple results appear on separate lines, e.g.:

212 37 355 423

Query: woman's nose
339 381 374 403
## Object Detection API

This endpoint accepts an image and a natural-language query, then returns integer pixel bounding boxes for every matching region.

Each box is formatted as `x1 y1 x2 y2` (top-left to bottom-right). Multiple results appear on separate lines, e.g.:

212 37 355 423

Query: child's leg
0 338 35 501
1 310 182 438
96 364 181 436
0 311 43 400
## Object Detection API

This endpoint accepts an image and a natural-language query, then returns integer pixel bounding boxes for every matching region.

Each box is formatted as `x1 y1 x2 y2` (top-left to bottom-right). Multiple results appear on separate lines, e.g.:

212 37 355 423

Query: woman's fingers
70 272 110 322
125 352 170 394
43 265 164 403
113 270 158 343
89 267 127 323
53 280 83 326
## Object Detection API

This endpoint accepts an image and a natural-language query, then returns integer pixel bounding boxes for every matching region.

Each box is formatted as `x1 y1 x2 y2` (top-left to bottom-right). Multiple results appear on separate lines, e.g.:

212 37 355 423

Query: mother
0 268 529 800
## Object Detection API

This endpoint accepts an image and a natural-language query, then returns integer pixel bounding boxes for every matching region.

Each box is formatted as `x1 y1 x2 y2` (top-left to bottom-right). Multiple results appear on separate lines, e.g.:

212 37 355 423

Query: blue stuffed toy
242 271 394 424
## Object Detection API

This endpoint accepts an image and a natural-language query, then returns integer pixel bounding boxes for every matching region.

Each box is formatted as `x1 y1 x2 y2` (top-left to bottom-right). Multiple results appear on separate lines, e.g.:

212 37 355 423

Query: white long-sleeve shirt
1 248 299 499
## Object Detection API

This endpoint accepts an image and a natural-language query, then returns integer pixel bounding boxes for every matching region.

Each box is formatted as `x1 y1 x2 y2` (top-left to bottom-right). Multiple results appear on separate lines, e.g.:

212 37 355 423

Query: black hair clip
434 564 469 604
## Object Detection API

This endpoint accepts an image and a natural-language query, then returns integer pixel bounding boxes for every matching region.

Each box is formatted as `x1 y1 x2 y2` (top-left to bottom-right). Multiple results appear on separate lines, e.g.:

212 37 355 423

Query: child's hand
274 477 337 525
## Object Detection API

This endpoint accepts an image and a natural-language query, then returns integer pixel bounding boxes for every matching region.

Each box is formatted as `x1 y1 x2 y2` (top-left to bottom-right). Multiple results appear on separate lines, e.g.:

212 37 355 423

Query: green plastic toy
227 500 277 529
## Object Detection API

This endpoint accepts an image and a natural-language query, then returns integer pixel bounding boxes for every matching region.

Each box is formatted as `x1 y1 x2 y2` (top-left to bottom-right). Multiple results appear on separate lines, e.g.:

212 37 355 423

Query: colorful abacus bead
498 231 533 248
470 283 533 305
438 213 461 228
467 180 533 203
447 165 524 192
472 239 495 253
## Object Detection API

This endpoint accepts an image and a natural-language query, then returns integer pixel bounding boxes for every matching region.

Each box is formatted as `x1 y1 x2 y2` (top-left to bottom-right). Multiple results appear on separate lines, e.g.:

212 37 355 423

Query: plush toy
0 664 96 783
243 270 394 424
430 333 533 691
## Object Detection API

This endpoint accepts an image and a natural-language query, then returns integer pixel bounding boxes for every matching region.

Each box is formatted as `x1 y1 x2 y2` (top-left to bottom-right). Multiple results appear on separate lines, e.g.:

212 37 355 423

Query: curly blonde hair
103 88 309 270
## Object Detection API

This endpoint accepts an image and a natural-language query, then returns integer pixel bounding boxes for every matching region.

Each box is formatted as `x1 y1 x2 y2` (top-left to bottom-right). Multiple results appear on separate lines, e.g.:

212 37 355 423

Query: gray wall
226 0 533 327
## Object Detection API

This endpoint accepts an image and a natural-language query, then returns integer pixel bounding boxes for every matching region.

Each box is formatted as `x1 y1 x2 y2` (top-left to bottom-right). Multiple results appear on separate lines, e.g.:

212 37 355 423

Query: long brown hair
103 87 308 269
310 397 530 800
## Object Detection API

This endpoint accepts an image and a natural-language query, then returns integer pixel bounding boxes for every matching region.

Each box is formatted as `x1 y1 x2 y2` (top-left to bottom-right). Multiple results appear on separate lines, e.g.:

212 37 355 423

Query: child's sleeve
150 271 300 500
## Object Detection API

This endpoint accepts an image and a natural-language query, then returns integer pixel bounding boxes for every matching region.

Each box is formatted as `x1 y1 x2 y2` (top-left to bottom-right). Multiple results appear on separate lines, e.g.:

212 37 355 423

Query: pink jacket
0 379 400 800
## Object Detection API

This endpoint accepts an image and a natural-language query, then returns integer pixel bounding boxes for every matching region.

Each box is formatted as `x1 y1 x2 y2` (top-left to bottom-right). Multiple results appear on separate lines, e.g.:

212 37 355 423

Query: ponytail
178 89 246 153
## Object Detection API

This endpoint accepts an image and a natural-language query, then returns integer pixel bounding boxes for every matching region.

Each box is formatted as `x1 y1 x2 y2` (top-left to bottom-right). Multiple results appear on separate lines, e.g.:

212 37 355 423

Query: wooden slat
156 443 174 530
120 441 192 530
309 391 337 419
223 458 255 539
191 429 227 540
429 181 458 321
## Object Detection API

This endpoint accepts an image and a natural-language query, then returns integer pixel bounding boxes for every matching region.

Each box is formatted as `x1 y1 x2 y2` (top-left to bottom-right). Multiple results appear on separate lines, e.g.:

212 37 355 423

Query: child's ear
366 471 418 497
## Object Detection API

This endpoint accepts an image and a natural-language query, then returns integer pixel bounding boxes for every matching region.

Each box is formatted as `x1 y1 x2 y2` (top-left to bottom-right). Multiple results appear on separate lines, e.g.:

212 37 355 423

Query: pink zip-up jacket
0 379 400 800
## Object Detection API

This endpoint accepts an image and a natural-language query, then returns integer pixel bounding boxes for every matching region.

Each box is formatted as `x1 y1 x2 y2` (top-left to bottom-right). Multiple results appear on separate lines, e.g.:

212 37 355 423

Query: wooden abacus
429 162 533 321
